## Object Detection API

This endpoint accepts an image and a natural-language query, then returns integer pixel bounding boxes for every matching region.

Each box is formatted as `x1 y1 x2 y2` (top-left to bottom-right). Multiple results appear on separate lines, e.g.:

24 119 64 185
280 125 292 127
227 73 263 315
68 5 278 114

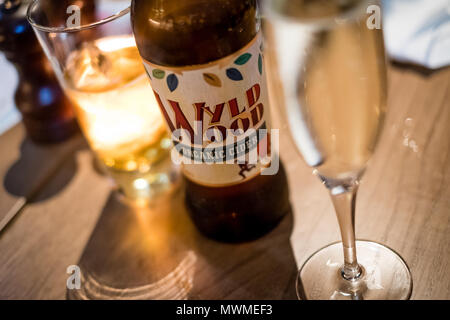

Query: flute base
296 240 412 300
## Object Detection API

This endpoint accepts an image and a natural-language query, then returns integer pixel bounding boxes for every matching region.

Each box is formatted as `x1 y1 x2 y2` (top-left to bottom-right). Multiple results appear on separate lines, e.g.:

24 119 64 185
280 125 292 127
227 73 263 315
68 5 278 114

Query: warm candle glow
64 35 168 172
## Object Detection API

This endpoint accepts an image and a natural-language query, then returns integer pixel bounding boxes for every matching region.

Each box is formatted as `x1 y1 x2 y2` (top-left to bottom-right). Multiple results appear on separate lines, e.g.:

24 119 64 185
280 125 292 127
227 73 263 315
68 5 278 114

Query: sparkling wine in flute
265 0 412 300
298 10 387 183
272 1 387 183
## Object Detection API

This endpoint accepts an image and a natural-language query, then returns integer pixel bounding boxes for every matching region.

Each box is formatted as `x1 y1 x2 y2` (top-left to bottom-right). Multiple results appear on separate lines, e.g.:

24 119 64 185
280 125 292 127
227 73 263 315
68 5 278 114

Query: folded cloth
382 0 450 69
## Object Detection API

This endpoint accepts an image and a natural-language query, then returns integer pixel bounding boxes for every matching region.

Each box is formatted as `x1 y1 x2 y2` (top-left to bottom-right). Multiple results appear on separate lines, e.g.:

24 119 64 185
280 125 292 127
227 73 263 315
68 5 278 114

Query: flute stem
329 182 362 281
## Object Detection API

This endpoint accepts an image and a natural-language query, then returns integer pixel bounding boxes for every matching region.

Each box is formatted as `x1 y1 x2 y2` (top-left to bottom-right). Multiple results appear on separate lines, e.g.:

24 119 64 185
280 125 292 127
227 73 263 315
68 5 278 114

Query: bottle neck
132 0 259 66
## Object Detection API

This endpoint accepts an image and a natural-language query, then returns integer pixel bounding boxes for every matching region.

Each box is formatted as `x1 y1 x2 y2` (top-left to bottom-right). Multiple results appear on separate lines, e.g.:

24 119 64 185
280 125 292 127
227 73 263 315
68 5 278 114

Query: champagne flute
264 0 412 299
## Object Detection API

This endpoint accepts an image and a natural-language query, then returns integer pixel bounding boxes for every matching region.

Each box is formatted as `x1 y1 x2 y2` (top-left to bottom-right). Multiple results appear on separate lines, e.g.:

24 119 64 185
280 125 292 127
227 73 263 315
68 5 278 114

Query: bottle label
143 33 271 187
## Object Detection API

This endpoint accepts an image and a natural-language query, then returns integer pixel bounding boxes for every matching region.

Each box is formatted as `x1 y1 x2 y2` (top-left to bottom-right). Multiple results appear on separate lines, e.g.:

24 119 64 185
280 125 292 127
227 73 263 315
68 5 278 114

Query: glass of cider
27 0 178 203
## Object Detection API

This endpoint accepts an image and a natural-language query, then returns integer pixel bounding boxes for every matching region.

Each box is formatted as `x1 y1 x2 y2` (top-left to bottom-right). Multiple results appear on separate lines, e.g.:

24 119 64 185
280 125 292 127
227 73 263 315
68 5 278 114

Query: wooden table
0 62 448 300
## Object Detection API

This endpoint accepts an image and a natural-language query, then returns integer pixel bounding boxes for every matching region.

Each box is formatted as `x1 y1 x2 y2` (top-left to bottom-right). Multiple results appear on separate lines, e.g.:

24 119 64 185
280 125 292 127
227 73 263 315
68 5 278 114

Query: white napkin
382 0 450 69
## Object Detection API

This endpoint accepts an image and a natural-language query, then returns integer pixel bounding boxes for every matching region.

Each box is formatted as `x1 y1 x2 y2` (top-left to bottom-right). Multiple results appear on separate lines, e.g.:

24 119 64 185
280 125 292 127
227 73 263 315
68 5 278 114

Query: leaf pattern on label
167 74 179 92
226 68 243 81
234 53 252 65
258 54 263 75
152 69 165 79
203 73 222 87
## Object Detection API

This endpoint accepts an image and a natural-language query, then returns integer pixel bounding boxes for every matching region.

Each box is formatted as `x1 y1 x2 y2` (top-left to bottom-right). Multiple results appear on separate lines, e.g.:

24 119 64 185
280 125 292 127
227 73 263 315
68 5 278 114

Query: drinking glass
264 0 412 299
27 0 178 203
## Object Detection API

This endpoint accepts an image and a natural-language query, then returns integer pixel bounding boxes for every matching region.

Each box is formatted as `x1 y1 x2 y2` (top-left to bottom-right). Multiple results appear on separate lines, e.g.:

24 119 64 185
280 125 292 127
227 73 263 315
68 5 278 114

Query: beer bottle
131 0 290 242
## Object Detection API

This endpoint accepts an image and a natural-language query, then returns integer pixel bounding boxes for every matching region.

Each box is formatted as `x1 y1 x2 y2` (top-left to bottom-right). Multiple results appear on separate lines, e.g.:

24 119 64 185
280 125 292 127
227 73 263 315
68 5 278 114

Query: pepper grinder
0 0 78 143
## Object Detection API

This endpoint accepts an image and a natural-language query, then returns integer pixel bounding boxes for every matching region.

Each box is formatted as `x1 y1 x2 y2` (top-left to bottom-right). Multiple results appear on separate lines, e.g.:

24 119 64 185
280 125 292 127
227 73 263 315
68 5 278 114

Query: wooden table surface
0 62 448 300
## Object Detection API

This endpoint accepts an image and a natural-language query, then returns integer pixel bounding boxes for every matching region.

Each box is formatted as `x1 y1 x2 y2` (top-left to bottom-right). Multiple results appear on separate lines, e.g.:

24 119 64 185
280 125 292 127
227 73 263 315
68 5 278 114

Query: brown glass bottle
131 0 290 242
